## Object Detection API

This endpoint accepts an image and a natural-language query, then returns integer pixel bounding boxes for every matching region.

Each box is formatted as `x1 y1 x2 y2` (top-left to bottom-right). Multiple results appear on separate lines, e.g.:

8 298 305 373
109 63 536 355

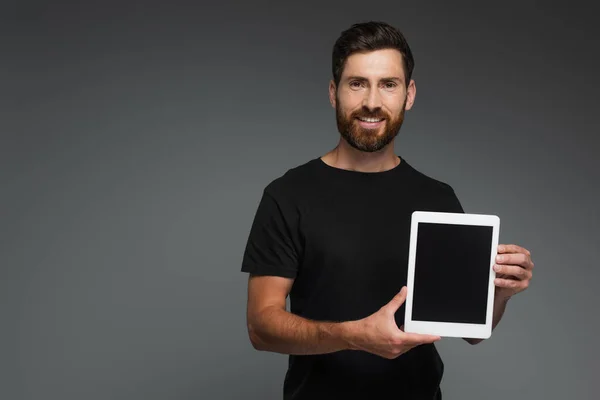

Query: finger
397 325 440 343
496 253 532 269
498 244 531 256
401 332 441 344
386 286 407 312
495 277 529 290
493 264 531 280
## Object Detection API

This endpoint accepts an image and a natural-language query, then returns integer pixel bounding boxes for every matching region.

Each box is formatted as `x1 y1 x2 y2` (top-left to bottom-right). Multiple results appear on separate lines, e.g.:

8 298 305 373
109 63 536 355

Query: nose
363 87 382 110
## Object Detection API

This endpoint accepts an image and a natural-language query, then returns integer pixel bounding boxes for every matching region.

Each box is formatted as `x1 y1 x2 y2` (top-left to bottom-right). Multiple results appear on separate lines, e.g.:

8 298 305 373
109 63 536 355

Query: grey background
3 1 599 399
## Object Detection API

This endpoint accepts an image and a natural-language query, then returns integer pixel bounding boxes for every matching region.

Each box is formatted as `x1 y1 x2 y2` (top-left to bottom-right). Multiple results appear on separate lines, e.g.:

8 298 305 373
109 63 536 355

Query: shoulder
402 158 464 213
262 158 319 201
403 159 457 195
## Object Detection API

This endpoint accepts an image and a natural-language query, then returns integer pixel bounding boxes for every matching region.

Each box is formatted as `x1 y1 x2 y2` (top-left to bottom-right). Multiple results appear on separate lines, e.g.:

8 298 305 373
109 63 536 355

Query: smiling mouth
356 117 385 123
356 117 385 128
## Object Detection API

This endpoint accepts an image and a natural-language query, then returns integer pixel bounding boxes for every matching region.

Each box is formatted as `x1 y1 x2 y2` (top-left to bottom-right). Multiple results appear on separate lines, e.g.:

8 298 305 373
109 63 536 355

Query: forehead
341 48 404 80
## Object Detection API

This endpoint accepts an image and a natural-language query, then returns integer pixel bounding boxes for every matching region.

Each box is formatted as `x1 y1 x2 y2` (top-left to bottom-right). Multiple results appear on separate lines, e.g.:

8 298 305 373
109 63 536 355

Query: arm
246 274 354 355
245 277 440 357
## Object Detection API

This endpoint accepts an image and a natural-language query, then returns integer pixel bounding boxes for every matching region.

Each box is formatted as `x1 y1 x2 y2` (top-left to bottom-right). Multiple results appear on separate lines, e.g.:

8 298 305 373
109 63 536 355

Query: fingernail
497 255 504 262
493 265 501 272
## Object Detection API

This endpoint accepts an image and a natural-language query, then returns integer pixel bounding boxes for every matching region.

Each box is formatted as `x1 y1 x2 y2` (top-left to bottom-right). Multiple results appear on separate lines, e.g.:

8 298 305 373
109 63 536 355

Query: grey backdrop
3 1 599 399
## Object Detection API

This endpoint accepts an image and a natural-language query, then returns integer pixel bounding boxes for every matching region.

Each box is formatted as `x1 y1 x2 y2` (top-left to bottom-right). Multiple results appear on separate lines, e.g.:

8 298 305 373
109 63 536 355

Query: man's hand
346 286 441 359
494 244 534 300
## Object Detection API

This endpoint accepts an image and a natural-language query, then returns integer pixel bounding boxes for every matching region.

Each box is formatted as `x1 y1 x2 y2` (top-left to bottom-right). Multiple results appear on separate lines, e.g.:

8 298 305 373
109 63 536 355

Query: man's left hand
493 244 534 300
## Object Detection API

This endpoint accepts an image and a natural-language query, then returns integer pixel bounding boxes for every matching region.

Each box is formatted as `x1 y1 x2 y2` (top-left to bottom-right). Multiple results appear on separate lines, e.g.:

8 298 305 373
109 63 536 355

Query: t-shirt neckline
314 155 408 177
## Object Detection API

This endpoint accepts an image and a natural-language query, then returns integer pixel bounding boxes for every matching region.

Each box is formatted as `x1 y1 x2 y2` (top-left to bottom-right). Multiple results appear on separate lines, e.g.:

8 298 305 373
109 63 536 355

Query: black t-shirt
241 156 464 400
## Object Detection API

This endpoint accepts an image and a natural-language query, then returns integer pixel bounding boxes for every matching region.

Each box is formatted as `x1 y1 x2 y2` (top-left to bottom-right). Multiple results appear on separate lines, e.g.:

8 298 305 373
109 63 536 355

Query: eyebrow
345 76 403 83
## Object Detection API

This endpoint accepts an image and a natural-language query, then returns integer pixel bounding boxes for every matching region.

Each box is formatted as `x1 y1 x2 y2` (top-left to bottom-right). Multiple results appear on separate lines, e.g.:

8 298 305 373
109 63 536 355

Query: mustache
351 110 388 119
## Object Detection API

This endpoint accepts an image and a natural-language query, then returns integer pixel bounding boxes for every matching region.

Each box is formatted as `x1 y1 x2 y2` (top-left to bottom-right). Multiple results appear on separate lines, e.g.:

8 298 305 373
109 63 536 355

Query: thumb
386 286 407 312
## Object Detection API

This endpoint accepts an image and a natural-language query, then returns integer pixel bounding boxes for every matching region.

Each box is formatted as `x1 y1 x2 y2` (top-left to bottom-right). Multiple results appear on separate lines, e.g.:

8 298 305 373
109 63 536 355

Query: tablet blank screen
412 222 493 324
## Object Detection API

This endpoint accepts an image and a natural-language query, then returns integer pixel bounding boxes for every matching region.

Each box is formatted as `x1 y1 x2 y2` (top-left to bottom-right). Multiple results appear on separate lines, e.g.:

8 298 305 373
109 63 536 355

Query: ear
404 79 416 111
328 80 337 108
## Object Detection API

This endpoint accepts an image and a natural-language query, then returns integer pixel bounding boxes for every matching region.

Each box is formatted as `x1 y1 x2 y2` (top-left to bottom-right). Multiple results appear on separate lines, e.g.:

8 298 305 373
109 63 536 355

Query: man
240 21 534 399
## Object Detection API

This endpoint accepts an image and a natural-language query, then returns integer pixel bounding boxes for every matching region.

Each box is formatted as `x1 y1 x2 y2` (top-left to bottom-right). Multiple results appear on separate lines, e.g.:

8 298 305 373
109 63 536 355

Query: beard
335 96 407 153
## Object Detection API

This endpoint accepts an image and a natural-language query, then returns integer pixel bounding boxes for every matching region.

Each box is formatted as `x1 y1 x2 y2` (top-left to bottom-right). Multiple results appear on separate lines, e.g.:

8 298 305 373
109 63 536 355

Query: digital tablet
404 211 500 339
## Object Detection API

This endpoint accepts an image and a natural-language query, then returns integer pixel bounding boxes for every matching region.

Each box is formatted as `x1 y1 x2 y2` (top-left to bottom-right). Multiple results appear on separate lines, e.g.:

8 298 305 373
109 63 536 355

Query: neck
321 138 400 173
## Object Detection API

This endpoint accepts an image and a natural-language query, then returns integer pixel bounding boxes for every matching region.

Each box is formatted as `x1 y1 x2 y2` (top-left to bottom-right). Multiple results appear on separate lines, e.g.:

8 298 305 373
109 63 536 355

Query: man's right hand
344 286 441 359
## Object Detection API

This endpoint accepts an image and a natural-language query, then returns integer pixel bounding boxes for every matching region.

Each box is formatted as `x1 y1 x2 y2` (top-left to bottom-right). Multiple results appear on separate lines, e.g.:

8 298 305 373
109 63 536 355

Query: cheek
385 101 405 116
384 91 406 111
338 92 363 111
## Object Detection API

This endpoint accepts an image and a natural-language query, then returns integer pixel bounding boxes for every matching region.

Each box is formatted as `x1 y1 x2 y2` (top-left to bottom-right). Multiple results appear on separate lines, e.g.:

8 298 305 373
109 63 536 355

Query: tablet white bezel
404 211 500 339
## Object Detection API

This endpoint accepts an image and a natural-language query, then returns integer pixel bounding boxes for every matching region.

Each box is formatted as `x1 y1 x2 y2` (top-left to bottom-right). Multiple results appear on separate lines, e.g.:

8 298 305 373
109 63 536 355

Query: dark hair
332 21 415 87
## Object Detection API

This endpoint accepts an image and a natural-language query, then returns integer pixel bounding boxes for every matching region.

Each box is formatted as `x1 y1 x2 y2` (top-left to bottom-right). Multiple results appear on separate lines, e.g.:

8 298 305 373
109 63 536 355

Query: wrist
495 291 512 304
335 320 361 351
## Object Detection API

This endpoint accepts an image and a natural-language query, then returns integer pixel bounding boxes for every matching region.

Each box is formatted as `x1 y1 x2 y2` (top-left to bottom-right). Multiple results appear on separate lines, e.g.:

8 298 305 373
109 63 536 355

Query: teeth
359 117 383 122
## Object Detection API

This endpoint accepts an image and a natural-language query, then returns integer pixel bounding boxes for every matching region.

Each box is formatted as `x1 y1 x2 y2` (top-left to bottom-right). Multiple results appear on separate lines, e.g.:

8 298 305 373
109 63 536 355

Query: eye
383 82 397 89
349 81 363 88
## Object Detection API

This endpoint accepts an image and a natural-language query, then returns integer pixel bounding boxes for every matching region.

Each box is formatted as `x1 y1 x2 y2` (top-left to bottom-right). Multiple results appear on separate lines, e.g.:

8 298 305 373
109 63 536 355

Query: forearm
249 306 356 355
465 294 510 345
490 294 510 330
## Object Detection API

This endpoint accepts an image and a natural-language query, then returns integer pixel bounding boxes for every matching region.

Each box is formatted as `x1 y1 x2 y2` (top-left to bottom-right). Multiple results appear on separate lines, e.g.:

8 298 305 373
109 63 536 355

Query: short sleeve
240 188 302 279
